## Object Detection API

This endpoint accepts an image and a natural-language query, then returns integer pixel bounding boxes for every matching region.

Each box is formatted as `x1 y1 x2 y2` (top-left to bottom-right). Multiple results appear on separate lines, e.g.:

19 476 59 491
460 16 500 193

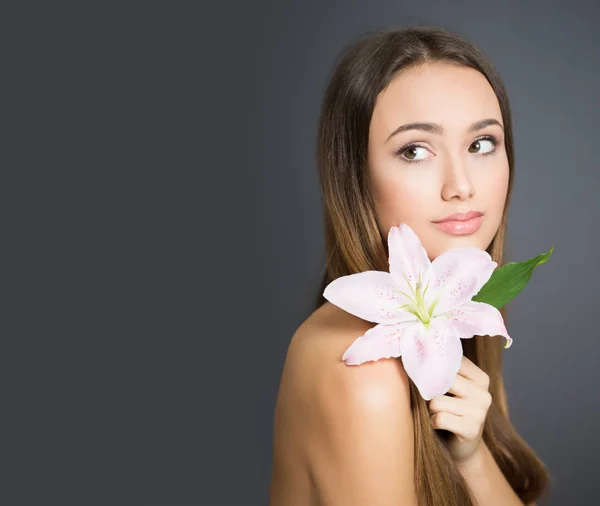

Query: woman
269 25 551 506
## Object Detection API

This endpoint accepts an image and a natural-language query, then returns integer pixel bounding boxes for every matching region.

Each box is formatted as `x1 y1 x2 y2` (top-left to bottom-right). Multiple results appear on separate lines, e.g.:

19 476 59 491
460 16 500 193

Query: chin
430 217 498 255
425 233 491 263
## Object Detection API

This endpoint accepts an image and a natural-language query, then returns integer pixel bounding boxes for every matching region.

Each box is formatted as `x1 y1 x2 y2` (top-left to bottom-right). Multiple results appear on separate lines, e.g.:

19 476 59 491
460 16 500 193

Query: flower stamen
393 271 435 325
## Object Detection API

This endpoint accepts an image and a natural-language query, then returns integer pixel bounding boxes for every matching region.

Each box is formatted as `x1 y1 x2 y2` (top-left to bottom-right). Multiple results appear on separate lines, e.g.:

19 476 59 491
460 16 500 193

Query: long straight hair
314 25 551 506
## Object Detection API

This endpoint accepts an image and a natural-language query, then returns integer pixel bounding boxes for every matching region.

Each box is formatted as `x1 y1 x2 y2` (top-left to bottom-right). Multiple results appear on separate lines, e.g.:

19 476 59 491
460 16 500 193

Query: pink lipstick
432 210 484 236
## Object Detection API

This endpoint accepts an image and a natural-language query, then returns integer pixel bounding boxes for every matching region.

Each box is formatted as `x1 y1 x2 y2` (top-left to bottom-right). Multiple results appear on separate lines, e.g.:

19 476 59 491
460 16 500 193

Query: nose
441 157 475 201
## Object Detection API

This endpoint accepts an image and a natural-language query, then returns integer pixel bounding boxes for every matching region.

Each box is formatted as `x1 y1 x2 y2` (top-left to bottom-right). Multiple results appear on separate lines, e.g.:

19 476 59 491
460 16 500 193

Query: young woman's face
368 62 509 261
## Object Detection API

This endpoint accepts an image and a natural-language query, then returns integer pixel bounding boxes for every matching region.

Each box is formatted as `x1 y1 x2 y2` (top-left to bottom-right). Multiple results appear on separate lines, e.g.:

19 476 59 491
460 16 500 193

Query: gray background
3 1 598 505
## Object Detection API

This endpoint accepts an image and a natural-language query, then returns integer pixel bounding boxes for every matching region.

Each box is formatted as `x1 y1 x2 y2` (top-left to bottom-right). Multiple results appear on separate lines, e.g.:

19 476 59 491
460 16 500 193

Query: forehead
371 62 502 138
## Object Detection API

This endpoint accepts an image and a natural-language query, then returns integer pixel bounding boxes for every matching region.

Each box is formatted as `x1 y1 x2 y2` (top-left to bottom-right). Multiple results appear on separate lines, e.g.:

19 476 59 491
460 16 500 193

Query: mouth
432 215 483 235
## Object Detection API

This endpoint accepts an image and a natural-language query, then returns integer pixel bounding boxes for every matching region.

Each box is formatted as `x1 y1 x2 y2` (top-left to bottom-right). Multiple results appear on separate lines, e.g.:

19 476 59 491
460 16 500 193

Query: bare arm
307 355 418 506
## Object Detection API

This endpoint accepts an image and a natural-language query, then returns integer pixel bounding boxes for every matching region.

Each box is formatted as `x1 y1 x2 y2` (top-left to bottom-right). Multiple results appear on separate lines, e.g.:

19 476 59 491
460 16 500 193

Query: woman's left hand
427 355 492 463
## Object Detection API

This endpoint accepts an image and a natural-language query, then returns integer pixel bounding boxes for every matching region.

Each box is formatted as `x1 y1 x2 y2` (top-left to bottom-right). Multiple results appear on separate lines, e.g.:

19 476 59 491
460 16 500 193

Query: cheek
488 163 509 195
373 177 434 232
476 167 510 245
483 166 509 216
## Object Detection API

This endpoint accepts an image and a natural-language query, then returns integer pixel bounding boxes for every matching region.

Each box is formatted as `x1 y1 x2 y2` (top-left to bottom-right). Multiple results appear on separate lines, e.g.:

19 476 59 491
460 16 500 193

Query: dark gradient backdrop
3 2 598 505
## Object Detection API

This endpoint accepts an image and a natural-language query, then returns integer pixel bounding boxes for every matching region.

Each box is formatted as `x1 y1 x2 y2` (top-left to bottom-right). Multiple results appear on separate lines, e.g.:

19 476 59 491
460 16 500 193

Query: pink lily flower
323 223 512 400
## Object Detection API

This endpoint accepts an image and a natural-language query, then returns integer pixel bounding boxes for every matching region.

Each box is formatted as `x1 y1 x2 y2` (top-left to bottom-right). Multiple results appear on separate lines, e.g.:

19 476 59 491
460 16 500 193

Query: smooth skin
269 62 532 505
368 61 509 261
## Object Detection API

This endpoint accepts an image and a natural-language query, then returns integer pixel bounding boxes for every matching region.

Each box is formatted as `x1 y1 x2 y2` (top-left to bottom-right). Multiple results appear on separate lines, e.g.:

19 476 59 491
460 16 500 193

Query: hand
427 355 492 463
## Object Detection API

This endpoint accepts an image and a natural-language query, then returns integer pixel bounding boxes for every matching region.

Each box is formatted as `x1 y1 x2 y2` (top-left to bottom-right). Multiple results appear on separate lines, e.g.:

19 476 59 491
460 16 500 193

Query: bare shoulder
289 301 412 405
284 302 417 505
283 302 411 405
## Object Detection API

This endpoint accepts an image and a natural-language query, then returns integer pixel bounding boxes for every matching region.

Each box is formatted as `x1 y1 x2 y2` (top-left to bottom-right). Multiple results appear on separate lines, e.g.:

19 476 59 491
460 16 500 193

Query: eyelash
395 135 500 165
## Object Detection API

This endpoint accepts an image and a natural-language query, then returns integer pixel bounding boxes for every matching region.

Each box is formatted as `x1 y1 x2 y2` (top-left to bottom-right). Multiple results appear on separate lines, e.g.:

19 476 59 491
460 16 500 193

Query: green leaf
472 245 555 310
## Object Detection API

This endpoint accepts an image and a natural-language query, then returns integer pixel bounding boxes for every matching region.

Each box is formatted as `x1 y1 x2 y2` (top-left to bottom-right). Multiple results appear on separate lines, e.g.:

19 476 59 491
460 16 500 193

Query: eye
468 136 498 155
395 144 431 164
395 135 500 165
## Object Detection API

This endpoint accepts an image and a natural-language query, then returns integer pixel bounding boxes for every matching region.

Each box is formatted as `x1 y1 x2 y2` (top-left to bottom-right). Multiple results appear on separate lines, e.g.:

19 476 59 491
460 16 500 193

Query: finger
447 375 492 411
457 355 480 380
428 394 485 420
458 355 490 390
446 373 479 398
430 412 466 436
431 412 480 441
427 394 468 417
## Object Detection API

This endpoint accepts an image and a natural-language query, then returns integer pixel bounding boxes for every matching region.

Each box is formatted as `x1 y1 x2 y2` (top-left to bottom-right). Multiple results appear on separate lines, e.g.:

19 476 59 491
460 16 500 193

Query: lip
433 210 484 223
433 215 483 235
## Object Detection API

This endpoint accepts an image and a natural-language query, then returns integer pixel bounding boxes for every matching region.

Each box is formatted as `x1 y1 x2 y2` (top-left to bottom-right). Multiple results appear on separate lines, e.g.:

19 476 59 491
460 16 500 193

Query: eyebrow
384 118 504 143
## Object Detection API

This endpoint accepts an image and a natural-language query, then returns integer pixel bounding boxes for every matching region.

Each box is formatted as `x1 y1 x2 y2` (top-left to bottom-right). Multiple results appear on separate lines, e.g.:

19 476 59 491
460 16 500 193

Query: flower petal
323 271 419 325
388 223 435 298
399 318 463 400
342 322 410 365
446 300 513 349
428 247 497 316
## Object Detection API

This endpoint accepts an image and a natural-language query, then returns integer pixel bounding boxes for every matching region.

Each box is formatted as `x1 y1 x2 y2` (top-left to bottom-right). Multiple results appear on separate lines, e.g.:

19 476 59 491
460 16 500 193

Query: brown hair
313 25 552 506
